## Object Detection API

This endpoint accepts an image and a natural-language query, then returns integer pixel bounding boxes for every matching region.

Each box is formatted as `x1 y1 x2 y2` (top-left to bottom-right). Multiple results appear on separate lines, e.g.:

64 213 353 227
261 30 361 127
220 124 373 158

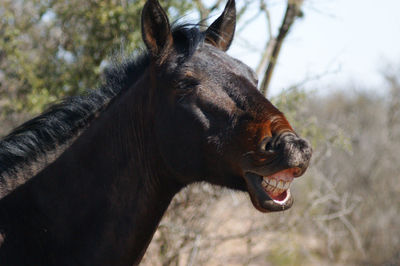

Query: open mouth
244 168 301 212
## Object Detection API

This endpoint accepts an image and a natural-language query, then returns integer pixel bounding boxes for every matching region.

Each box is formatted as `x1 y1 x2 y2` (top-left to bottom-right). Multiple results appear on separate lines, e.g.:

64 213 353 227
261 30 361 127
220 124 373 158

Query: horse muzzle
242 132 312 212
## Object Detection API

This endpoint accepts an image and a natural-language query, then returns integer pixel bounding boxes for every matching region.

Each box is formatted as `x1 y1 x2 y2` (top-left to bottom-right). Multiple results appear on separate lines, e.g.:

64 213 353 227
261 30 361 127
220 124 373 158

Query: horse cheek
154 112 206 183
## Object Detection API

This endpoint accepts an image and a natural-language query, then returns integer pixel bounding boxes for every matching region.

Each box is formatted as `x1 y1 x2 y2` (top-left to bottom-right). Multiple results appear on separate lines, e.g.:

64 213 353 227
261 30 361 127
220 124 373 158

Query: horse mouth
244 168 301 212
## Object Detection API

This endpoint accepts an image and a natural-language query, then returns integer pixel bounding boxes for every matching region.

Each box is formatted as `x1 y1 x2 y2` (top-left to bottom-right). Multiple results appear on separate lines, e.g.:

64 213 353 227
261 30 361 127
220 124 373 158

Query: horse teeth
262 177 291 192
284 182 290 190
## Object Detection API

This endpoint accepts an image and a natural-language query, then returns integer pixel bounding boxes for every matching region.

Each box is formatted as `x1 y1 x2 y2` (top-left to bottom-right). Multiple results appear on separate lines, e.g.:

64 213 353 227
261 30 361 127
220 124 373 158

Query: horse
0 0 312 264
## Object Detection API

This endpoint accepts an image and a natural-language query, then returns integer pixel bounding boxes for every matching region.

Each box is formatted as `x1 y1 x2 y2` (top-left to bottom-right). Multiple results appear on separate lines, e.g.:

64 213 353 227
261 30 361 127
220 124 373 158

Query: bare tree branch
194 0 224 22
237 9 263 34
193 0 209 21
255 0 273 75
237 0 251 20
259 0 304 96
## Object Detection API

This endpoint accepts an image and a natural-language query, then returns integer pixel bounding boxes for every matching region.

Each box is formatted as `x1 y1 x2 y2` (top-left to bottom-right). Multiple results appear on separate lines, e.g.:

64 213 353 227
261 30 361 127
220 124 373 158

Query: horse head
142 0 312 212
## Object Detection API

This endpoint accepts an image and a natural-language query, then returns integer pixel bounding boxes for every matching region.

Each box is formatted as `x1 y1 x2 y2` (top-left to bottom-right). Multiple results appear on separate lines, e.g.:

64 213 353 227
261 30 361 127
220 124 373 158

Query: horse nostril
259 137 273 153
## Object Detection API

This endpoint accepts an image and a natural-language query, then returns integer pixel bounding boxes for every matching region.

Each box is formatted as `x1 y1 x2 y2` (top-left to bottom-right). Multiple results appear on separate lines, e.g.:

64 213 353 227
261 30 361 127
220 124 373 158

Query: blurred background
1 0 399 265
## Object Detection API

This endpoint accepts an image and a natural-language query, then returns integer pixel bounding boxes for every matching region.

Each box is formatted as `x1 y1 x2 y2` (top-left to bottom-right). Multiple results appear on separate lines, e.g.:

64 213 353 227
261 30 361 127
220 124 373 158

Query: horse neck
0 74 182 265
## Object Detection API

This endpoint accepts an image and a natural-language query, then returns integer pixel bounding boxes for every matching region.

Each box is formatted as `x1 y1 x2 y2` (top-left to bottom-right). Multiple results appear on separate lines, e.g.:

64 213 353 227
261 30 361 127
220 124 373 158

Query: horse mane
0 24 204 191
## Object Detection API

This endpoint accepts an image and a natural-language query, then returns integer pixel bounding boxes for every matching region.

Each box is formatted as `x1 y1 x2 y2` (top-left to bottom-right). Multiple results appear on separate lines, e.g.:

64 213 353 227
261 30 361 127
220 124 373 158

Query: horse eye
176 77 199 91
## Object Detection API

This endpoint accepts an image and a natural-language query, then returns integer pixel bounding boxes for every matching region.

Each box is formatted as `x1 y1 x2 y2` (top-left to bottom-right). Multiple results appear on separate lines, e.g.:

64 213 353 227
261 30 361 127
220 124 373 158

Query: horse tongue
267 190 288 202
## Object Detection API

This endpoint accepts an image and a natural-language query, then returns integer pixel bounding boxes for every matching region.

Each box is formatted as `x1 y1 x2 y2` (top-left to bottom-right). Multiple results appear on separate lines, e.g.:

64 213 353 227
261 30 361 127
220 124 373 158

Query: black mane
0 24 204 180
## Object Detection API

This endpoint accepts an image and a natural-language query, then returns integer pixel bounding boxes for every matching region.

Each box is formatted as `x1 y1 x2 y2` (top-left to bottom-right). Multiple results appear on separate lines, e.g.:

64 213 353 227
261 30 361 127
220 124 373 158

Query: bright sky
224 0 400 96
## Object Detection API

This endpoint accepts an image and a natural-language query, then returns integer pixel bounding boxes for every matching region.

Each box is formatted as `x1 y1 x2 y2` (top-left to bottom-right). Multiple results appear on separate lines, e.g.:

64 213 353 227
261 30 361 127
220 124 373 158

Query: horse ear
205 0 236 51
141 0 173 61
